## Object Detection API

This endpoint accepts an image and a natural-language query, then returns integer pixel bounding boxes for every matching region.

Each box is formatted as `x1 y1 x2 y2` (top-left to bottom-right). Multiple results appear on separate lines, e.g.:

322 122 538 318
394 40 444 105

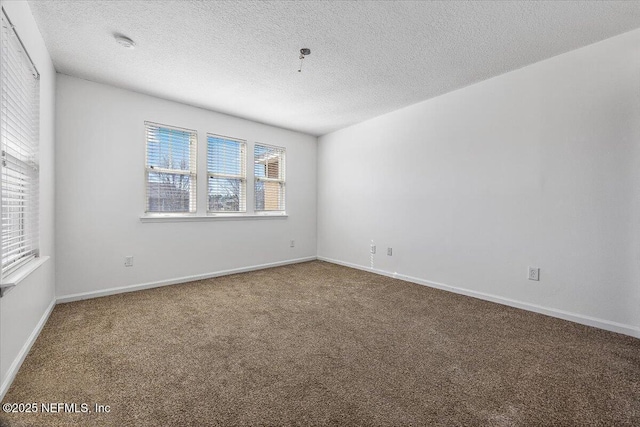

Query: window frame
144 121 198 215
254 142 286 212
207 133 247 214
0 6 41 281
140 129 289 221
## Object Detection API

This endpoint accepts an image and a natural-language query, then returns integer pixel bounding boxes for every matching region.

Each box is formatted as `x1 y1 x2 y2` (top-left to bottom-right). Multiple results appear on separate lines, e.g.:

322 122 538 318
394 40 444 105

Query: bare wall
317 29 640 336
55 75 317 298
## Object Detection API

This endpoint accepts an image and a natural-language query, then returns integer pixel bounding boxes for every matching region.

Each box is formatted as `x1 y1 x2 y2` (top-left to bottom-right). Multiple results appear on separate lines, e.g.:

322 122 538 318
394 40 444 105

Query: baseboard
0 298 56 401
3 256 636 403
318 256 640 339
57 256 318 304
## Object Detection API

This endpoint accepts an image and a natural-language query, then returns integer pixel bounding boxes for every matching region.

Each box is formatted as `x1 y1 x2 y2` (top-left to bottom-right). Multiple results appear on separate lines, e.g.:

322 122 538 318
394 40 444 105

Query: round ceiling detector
115 35 136 49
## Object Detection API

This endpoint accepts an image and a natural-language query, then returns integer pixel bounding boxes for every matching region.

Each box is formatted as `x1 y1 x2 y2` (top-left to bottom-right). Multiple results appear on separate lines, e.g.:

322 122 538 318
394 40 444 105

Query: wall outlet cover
528 267 539 281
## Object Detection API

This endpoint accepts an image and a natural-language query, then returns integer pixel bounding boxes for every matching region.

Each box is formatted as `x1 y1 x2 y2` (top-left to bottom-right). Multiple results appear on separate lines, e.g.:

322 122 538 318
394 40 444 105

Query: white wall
318 29 640 337
55 75 317 299
0 0 56 398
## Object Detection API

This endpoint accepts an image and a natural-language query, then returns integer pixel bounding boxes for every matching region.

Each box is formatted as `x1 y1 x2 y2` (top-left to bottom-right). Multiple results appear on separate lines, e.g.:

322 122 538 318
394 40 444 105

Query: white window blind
254 143 285 211
0 8 40 277
145 122 197 213
207 134 246 212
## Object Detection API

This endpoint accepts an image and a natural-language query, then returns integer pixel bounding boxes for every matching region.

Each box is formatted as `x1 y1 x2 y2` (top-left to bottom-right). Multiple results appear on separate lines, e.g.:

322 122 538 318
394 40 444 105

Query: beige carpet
1 261 639 426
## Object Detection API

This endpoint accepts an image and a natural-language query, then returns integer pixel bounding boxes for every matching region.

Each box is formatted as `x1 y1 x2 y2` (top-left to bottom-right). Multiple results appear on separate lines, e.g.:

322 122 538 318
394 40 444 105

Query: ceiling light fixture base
298 48 311 72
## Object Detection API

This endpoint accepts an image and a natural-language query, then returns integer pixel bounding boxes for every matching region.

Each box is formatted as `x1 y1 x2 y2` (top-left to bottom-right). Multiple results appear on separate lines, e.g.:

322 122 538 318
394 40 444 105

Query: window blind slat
207 134 246 212
144 122 197 213
254 143 285 211
1 9 40 277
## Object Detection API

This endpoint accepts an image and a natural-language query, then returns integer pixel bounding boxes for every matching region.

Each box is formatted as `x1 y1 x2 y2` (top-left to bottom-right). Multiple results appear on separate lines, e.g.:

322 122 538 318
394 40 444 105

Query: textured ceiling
27 1 640 136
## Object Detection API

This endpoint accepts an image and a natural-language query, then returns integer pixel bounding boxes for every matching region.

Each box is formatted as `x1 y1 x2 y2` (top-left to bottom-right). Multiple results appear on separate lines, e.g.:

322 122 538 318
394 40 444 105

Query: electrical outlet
290 240 295 248
370 245 376 254
528 267 539 281
125 256 133 267
387 248 393 256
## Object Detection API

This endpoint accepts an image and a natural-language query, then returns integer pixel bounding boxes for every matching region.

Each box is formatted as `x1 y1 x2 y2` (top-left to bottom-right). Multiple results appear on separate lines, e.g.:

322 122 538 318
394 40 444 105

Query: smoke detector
115 35 136 49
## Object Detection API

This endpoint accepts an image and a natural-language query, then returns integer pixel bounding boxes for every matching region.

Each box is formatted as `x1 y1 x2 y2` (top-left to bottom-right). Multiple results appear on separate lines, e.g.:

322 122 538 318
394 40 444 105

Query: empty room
1 0 639 425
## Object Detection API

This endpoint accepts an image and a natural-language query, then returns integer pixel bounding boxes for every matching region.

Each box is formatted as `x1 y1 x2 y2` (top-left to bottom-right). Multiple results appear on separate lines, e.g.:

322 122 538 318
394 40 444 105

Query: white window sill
140 213 288 223
0 256 50 297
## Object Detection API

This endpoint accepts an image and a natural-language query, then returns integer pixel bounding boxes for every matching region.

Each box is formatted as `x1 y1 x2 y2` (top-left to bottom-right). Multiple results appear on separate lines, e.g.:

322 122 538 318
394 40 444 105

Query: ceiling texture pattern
27 1 640 136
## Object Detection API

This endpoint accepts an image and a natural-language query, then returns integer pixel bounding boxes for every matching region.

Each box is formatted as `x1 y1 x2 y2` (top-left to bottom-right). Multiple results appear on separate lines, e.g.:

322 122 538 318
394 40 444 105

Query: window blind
0 8 40 277
254 143 285 211
207 134 246 212
145 122 197 213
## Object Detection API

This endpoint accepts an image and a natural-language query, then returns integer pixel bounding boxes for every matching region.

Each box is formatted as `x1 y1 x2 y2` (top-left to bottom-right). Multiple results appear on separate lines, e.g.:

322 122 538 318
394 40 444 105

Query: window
141 127 288 220
254 143 285 211
207 134 246 212
145 122 197 213
0 8 40 277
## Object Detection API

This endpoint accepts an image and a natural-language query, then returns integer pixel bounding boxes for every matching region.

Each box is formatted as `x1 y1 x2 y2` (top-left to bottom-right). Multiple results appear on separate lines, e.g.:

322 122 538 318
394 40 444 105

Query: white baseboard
2 258 316 400
0 298 56 401
4 255 635 403
57 256 317 304
318 256 640 339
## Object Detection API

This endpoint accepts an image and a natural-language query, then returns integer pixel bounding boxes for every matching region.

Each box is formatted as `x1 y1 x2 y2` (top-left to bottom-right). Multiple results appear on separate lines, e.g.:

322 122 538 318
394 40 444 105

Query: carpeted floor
1 261 639 426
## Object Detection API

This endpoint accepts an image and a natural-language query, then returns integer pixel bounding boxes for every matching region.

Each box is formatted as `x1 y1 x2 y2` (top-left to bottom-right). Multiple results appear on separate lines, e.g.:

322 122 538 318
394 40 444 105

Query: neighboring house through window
254 143 285 211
